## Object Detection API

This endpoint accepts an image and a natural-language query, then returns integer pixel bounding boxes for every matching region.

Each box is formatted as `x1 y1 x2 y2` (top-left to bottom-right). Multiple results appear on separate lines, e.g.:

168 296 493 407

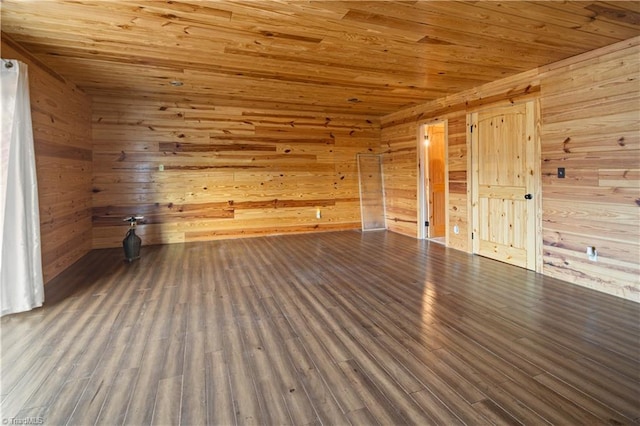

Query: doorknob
524 193 533 200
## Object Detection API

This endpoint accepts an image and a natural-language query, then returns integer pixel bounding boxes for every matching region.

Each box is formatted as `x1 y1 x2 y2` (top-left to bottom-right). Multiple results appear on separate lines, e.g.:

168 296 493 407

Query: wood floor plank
122 337 171 425
515 336 640 419
23 377 88 426
573 357 640 418
499 377 604 425
248 245 347 424
472 397 524 426
0 311 73 400
115 258 177 372
248 345 294 425
342 323 424 394
180 331 207 426
499 303 640 376
95 367 139 425
0 354 58 418
409 388 464 425
5 265 129 418
1 230 638 426
290 320 365 415
434 326 553 424
222 288 265 425
372 331 492 425
337 358 410 424
345 406 380 425
281 336 347 425
205 349 236 426
278 234 494 425
151 375 183 426
227 269 293 425
251 311 318 425
64 331 131 425
533 372 631 425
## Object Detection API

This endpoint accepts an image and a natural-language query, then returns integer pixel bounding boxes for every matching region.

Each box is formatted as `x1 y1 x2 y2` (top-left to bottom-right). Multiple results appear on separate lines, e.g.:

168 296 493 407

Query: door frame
357 153 387 231
469 100 543 272
417 120 449 241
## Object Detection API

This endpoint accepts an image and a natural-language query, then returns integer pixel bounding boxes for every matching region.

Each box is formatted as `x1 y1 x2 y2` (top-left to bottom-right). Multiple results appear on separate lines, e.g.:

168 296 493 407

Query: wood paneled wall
1 37 93 283
382 115 469 247
92 97 379 247
381 37 639 301
539 39 639 300
381 70 540 251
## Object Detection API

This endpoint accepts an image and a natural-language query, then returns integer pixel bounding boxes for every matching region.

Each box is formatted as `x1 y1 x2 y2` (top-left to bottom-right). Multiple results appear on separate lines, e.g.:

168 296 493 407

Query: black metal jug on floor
123 215 143 262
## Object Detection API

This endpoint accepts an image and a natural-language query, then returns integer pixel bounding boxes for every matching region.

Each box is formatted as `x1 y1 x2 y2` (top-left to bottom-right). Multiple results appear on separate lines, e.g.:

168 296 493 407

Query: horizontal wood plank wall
380 119 419 237
1 38 93 284
381 37 639 301
92 97 380 247
539 39 640 301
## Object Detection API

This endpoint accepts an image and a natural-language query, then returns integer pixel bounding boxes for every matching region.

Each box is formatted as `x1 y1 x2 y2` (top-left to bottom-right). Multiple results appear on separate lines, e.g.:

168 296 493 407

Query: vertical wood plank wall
1 38 93 284
91 97 380 247
381 37 639 301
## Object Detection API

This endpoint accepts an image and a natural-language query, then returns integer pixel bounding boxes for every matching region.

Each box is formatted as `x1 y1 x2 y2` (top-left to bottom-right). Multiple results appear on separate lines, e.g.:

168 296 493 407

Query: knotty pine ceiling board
2 1 639 116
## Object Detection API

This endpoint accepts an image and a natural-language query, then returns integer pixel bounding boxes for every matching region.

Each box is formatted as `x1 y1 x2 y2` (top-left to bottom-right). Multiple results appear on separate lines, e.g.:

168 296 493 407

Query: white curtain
1 59 44 316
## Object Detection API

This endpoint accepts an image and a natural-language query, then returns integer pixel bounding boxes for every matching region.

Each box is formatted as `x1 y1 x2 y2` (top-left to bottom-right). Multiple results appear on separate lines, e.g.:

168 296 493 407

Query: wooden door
471 101 537 270
427 125 446 238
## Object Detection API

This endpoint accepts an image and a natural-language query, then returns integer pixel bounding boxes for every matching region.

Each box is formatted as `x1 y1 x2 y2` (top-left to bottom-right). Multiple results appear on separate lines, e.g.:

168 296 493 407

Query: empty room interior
1 1 639 425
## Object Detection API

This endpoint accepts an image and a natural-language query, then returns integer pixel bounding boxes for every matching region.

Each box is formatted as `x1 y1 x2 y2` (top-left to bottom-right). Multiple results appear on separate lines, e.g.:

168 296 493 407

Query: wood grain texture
539 40 640 302
2 1 639 116
1 231 638 424
2 2 638 304
381 37 640 301
471 101 538 270
92 97 379 247
1 37 93 283
427 124 446 238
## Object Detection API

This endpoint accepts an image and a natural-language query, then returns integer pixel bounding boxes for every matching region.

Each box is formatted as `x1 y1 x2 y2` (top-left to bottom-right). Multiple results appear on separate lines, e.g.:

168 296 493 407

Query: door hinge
425 221 429 227
470 125 473 133
471 233 474 240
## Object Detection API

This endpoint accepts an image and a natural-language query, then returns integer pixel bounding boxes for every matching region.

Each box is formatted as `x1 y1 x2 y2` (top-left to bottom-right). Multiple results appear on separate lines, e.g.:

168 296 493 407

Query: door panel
427 124 446 238
472 102 537 269
357 154 386 231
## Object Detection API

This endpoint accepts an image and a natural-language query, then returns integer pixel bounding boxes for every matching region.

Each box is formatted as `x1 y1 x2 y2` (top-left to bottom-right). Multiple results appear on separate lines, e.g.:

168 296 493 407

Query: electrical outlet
557 167 565 178
316 208 321 219
158 164 164 171
587 246 597 261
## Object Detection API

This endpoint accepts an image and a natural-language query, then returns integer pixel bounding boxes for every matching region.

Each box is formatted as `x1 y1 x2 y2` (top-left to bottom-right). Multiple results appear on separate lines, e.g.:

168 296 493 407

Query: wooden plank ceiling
2 1 639 115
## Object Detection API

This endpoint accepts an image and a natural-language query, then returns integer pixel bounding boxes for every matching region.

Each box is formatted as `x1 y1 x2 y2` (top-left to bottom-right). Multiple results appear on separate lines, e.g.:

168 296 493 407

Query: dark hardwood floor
1 230 639 425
